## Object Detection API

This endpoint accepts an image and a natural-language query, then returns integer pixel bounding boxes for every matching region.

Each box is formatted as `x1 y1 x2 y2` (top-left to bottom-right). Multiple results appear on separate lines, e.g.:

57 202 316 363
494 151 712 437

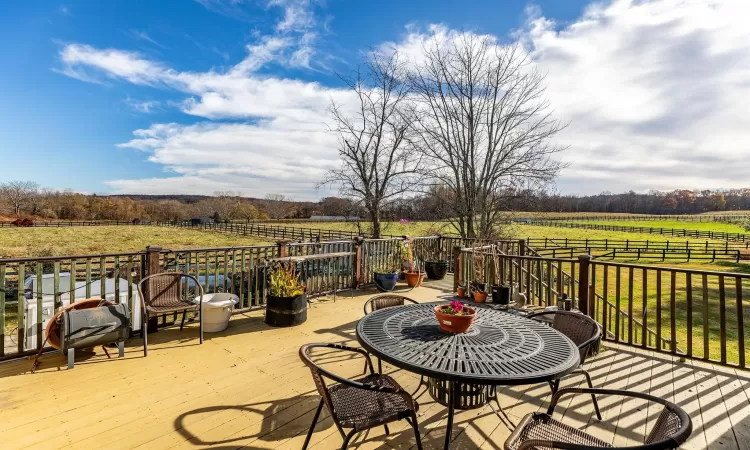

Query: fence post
518 239 526 257
452 245 462 293
577 254 592 316
144 245 163 333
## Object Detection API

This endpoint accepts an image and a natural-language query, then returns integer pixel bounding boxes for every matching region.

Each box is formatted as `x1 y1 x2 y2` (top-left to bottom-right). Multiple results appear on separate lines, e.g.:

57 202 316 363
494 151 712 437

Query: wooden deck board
0 280 746 449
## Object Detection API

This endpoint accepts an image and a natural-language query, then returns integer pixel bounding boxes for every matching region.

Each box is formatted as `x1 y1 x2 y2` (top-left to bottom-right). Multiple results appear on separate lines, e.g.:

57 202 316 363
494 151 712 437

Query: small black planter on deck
491 285 511 305
265 294 307 327
424 260 449 280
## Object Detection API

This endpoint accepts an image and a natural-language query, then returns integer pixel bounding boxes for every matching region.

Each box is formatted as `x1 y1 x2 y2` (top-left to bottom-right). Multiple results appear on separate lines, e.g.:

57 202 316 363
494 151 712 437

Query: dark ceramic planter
425 260 449 280
373 272 399 292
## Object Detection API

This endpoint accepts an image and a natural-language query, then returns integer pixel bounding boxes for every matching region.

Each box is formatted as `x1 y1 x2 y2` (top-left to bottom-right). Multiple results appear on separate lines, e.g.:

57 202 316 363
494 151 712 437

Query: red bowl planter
434 304 477 333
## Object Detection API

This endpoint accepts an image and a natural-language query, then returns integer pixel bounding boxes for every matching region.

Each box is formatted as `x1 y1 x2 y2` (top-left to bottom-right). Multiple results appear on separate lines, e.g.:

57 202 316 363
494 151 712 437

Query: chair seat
505 413 612 450
329 374 418 431
145 300 198 315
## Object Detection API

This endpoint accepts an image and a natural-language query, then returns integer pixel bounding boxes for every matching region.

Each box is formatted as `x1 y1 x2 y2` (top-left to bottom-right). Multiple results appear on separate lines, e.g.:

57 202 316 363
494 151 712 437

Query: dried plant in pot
265 261 307 327
434 301 477 333
400 237 424 287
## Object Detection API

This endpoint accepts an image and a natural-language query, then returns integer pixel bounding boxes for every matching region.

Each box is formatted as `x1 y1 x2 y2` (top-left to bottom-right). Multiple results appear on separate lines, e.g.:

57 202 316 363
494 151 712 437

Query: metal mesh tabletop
356 302 580 385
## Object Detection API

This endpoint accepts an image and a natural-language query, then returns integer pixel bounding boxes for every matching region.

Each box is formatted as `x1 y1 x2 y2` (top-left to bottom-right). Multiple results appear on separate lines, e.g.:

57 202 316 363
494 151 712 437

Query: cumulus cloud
59 0 750 198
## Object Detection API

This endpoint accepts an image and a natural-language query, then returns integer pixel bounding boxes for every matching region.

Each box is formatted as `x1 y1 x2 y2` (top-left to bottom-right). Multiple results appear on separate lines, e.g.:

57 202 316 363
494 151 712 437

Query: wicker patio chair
363 294 419 374
505 388 692 450
136 272 203 356
299 343 423 450
527 310 603 420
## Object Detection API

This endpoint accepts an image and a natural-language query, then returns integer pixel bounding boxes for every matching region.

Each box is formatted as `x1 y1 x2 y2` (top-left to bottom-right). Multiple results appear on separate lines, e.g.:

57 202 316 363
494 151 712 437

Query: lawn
0 225 272 258
576 219 748 234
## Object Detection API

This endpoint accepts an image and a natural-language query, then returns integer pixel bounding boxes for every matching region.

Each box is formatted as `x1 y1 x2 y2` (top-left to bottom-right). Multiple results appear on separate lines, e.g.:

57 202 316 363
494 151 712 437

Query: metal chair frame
527 310 603 420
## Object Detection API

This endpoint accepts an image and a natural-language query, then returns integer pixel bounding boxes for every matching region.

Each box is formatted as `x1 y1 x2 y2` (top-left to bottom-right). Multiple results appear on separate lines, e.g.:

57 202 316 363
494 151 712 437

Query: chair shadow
173 394 325 446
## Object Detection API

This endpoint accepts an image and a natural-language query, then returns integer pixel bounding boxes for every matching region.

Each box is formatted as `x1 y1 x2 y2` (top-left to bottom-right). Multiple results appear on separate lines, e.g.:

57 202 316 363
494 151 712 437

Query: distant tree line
517 189 750 214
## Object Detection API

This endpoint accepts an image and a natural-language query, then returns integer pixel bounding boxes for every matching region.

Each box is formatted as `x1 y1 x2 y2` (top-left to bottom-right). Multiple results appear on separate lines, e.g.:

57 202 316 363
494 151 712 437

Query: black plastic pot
491 285 511 305
424 260 449 280
265 294 307 327
374 272 399 292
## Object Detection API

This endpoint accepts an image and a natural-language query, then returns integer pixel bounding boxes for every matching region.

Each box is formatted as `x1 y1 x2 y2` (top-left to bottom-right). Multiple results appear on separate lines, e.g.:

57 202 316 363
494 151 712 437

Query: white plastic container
198 293 239 332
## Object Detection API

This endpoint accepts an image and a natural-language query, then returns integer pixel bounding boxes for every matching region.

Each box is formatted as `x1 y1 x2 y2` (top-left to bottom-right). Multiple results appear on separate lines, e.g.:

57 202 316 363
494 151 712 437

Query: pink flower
399 218 409 224
450 301 463 313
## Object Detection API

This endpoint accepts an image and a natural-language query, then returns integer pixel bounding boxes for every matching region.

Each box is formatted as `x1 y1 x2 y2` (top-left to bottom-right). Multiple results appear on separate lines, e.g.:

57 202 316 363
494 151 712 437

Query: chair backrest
364 294 418 315
645 402 692 447
137 272 186 308
549 312 601 364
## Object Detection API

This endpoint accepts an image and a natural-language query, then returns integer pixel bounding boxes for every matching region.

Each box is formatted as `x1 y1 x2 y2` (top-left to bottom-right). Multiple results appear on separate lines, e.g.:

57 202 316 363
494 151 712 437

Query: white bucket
197 293 239 332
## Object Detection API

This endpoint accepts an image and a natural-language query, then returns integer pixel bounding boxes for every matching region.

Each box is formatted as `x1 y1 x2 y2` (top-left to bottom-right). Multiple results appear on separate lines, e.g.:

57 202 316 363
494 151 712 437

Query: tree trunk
369 207 381 238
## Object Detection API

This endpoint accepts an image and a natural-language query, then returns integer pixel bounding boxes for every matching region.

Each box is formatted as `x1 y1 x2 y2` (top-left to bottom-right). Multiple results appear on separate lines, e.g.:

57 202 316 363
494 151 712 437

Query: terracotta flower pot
434 304 477 333
473 291 488 303
457 287 466 297
403 270 424 287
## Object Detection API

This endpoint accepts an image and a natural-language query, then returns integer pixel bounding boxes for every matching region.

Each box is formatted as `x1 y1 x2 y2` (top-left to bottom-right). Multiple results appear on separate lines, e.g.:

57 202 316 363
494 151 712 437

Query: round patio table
356 302 580 450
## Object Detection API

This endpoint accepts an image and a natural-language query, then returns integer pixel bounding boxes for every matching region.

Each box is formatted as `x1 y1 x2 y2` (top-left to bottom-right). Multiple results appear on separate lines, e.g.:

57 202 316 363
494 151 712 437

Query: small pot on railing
424 260 449 280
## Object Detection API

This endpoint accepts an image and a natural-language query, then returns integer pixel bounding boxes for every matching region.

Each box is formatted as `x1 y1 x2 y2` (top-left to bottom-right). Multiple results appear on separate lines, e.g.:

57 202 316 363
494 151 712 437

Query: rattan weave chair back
550 312 600 364
646 403 689 445
142 273 184 309
364 294 418 315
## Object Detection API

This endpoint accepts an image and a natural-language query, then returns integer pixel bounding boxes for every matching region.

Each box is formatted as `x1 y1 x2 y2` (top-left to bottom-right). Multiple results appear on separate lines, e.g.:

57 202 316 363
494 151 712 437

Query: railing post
276 240 289 258
144 245 163 333
452 245 462 293
353 237 364 289
518 239 526 257
577 254 592 316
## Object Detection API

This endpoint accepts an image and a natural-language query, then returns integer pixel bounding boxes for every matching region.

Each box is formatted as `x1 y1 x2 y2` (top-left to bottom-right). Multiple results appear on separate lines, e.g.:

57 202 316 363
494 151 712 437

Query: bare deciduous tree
324 51 421 238
1 181 40 216
408 35 566 238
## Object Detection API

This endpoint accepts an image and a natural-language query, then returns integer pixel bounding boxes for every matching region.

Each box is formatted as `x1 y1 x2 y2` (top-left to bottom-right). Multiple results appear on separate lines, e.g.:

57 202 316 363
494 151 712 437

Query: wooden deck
1 278 749 449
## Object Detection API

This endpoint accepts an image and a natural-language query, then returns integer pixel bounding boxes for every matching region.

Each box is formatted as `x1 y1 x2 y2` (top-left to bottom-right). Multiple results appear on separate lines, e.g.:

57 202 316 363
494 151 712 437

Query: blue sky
1 0 748 200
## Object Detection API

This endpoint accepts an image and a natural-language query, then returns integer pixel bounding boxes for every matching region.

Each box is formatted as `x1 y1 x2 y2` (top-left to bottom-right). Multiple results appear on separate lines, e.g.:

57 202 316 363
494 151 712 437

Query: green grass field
577 219 748 234
0 226 272 258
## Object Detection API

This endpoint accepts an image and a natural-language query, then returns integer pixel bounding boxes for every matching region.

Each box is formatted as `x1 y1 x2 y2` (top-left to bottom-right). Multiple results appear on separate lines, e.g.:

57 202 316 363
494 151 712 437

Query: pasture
577 219 747 234
0 225 271 258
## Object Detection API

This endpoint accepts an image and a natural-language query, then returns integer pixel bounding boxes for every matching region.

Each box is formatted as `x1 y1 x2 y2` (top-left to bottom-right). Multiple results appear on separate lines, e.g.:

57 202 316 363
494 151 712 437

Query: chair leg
378 358 382 374
410 412 423 450
143 312 148 357
302 399 324 450
199 304 203 345
582 369 602 420
411 376 425 397
340 429 356 450
180 312 186 331
383 423 389 435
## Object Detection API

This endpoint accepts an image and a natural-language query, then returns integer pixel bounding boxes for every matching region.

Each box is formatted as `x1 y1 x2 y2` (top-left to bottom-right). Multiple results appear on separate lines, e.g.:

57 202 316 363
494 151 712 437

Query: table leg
444 380 456 449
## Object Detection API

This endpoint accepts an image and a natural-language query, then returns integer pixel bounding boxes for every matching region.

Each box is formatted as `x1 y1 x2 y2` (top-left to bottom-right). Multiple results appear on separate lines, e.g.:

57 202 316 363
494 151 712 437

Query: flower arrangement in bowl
434 301 477 333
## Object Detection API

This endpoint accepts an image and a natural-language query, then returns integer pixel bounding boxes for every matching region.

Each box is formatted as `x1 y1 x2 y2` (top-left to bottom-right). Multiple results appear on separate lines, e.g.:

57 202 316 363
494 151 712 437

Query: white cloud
109 120 340 199
519 0 750 194
124 98 161 113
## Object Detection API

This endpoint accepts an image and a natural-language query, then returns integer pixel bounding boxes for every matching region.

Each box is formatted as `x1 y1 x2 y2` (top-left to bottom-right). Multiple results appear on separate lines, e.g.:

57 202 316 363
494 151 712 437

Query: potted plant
434 301 477 333
491 282 511 305
401 237 424 288
456 283 466 298
423 236 449 280
265 261 307 327
373 264 399 292
471 280 487 303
